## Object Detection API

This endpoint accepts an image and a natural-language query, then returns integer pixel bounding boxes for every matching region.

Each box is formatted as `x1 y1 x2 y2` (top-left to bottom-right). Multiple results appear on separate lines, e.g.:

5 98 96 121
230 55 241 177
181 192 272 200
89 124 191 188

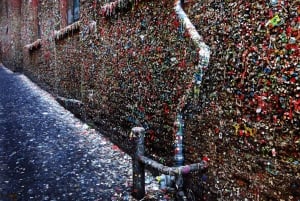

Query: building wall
55 33 81 99
21 0 41 82
78 0 198 161
0 0 22 71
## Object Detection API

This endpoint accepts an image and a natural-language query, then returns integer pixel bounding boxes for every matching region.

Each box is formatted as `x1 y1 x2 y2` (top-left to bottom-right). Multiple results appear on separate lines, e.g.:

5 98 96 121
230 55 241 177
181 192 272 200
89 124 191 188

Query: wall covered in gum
183 0 299 200
79 0 198 163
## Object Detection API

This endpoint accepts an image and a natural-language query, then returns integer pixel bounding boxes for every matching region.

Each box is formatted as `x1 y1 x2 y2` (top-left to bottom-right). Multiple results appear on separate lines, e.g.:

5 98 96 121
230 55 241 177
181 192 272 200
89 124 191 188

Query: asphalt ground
0 64 135 201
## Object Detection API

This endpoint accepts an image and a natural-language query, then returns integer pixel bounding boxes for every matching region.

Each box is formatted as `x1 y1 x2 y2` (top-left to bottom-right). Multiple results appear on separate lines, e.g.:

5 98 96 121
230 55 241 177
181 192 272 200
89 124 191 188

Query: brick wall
78 0 198 161
21 0 41 82
183 0 300 200
0 0 22 71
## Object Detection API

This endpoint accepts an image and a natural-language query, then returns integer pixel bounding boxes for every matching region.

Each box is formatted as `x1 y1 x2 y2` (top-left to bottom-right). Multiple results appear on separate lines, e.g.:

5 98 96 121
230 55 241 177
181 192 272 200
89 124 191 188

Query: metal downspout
173 0 210 167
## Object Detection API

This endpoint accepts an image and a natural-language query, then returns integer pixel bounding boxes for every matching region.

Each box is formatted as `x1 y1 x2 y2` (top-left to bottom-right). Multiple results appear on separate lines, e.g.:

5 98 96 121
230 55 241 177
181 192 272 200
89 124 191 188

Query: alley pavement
0 64 134 201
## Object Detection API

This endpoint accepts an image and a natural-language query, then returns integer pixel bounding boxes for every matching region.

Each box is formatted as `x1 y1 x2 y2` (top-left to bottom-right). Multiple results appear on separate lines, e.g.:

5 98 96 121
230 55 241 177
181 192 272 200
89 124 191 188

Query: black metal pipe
132 127 145 199
139 155 208 176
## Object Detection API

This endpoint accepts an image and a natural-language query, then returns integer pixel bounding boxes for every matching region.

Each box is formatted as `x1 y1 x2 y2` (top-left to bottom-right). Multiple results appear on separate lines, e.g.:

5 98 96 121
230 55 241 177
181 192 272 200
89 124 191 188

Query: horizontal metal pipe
138 155 208 176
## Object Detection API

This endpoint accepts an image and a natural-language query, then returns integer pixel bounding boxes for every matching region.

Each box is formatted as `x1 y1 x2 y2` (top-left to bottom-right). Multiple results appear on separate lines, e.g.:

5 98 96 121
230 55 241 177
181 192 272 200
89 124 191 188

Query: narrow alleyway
0 64 134 201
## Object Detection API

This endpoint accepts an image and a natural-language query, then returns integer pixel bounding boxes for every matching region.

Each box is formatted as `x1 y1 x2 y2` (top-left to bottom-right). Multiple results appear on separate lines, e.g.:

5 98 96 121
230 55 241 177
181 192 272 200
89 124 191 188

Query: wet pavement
0 65 135 201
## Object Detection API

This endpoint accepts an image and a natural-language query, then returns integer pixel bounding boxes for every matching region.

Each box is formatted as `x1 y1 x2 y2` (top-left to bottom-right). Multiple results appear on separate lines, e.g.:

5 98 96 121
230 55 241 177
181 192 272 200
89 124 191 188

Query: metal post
132 127 145 199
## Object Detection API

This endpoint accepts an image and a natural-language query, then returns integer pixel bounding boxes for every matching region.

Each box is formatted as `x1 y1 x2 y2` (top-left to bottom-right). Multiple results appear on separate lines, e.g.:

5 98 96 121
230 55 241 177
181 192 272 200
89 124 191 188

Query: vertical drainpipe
173 0 210 168
173 0 186 169
174 114 184 167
